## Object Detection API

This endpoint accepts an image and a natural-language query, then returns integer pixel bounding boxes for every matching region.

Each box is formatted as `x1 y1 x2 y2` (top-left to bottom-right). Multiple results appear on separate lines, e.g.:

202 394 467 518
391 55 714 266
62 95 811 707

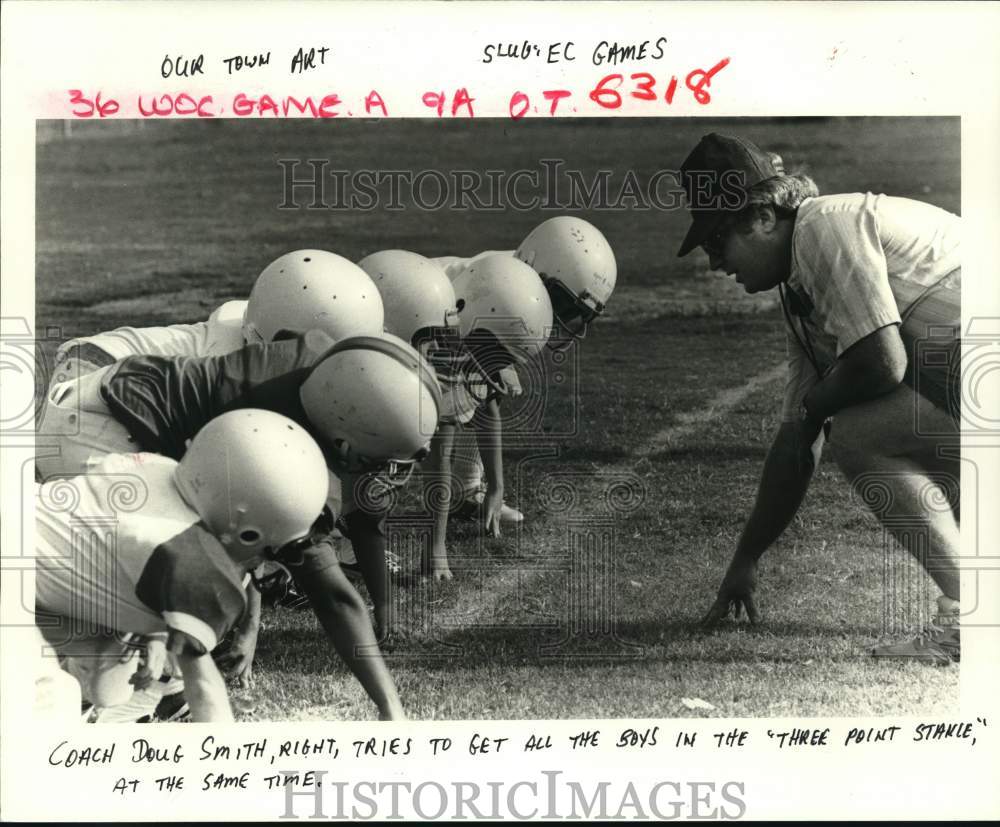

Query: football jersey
35 453 247 656
56 300 249 363
100 331 330 461
98 331 377 532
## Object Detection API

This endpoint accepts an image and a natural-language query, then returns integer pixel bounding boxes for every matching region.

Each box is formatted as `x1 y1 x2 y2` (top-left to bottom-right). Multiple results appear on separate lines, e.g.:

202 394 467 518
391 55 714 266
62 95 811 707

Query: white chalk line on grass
290 362 788 717
420 362 788 638
632 362 787 459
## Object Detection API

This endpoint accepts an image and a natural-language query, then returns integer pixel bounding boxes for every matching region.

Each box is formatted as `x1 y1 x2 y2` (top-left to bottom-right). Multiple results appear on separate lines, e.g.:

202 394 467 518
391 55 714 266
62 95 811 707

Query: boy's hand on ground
216 632 258 689
422 543 454 582
483 488 504 538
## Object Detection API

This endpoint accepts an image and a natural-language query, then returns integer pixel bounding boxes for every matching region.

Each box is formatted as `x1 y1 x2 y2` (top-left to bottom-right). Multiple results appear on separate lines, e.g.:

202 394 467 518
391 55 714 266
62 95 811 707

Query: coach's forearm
733 422 820 564
804 325 907 422
296 563 404 719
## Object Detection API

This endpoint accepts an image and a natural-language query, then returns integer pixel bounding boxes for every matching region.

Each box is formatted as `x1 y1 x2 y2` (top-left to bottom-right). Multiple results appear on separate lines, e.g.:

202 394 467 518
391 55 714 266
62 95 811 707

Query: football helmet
451 254 553 400
515 217 616 346
174 409 330 563
299 333 443 480
243 250 384 343
358 250 461 347
358 249 468 385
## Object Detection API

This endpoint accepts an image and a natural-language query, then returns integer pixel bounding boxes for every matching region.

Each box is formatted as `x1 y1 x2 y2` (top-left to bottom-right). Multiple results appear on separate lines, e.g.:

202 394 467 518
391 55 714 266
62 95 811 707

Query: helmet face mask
541 277 605 350
324 437 429 479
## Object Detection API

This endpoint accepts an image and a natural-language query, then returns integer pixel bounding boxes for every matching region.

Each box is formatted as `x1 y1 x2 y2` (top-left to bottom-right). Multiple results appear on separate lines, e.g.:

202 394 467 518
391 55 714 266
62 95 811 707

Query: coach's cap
676 133 779 258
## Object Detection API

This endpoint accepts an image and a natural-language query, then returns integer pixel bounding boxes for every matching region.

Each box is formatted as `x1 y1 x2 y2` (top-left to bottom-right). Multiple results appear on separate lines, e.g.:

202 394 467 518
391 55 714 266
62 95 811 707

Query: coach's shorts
35 366 139 479
898 268 961 422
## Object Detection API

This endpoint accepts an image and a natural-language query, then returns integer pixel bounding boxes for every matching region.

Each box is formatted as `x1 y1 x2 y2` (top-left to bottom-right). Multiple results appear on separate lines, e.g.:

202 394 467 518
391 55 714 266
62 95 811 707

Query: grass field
34 116 961 719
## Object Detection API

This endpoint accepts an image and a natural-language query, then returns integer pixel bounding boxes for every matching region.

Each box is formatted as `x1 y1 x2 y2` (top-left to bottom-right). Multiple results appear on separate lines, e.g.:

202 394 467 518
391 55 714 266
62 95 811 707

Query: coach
676 133 962 663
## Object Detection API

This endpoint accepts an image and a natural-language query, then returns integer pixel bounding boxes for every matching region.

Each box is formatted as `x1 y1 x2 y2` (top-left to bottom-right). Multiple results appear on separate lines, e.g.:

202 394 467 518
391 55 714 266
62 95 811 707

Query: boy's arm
290 547 405 720
422 425 456 581
214 584 261 688
474 398 504 538
342 509 389 636
172 636 235 723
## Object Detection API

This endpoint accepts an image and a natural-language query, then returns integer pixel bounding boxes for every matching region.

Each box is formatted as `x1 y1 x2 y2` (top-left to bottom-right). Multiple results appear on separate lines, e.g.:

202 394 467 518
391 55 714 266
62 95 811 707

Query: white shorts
37 623 140 708
35 366 139 479
32 625 83 722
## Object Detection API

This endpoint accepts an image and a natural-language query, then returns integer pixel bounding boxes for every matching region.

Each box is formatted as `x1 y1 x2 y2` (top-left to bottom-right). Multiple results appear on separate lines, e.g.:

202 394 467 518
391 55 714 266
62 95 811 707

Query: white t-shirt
780 193 961 421
57 300 248 362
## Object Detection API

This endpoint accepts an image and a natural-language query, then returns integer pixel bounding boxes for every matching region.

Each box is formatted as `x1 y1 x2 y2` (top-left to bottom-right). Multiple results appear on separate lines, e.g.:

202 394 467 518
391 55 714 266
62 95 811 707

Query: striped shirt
780 193 961 421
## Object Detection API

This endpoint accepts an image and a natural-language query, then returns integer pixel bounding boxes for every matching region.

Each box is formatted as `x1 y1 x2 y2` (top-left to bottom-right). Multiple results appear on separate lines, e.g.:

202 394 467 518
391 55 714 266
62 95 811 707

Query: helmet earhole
239 529 262 544
455 299 466 312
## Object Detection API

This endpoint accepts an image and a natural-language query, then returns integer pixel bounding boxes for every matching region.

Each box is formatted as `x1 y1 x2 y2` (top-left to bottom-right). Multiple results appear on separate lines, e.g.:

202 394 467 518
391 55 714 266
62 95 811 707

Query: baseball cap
676 133 779 258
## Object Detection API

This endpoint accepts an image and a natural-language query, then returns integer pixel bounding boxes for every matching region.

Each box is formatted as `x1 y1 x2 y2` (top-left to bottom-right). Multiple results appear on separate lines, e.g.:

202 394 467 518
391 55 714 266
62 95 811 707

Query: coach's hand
701 559 761 626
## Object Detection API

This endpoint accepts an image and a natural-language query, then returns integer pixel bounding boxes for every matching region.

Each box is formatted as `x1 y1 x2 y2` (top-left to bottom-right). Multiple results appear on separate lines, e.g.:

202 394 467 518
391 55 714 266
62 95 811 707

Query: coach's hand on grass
701 559 761 626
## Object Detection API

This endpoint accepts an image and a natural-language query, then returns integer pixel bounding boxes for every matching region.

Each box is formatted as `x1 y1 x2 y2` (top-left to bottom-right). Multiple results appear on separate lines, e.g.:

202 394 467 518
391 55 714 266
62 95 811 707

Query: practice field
34 116 961 719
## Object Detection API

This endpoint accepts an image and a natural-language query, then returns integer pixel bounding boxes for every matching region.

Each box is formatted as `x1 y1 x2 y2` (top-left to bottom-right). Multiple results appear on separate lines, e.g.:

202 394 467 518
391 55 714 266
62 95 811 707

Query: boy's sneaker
871 624 959 664
144 691 190 723
452 492 524 524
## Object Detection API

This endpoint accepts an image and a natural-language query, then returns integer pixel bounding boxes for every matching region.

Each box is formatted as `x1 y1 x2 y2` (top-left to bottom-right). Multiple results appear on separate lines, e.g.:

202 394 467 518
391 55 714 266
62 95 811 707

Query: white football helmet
515 217 616 345
358 250 460 346
243 250 384 343
299 333 443 480
452 252 553 371
174 409 330 563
